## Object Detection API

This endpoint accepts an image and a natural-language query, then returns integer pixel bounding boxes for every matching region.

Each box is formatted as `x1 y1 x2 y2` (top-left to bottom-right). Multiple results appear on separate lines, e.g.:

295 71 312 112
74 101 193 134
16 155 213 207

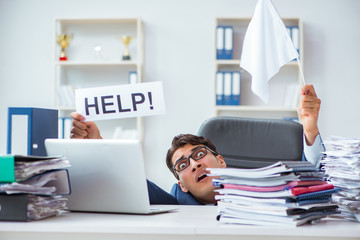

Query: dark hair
166 134 218 180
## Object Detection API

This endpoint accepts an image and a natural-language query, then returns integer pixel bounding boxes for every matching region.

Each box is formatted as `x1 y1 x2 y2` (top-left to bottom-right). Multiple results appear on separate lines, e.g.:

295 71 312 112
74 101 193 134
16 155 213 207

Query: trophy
57 34 72 61
121 35 132 60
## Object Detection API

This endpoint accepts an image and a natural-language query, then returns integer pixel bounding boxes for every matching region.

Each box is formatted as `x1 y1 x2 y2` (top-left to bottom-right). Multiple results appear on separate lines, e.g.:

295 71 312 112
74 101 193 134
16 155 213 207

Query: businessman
70 84 323 205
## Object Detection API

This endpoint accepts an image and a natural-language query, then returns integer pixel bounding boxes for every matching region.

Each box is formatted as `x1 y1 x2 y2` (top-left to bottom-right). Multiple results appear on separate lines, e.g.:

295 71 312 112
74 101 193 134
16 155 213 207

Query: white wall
1 0 359 191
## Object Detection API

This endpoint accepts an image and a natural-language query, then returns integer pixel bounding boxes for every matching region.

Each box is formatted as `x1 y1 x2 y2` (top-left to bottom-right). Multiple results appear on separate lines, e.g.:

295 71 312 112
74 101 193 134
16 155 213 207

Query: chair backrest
198 116 304 169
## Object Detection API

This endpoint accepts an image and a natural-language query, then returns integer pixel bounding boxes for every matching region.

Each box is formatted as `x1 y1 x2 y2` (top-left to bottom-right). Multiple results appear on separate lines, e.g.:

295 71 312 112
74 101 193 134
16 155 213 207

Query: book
215 185 336 198
208 161 318 179
210 161 340 226
215 193 333 207
220 180 328 192
217 201 339 217
217 211 337 227
217 201 340 226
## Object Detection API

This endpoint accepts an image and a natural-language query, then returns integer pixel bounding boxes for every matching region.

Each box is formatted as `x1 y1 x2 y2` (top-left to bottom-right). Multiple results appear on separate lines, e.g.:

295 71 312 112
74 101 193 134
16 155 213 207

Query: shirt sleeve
303 134 325 168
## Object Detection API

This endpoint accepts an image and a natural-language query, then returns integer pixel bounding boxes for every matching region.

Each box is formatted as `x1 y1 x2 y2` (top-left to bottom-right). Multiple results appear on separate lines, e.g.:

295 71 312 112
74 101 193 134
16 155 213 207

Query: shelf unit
54 18 144 140
214 17 303 119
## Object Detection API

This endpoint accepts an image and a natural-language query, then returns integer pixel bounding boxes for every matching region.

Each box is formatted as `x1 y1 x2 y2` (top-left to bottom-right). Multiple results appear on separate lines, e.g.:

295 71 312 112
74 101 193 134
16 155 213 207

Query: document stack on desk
208 161 341 226
322 136 360 222
0 155 71 221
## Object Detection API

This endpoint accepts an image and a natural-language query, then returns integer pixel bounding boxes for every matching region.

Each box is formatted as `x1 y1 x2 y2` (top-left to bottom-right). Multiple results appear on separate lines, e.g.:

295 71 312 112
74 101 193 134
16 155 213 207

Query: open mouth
197 172 208 182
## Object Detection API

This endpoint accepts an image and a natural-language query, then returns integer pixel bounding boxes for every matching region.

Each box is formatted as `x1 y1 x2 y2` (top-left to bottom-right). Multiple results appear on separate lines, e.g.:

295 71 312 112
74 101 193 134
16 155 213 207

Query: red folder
290 184 334 196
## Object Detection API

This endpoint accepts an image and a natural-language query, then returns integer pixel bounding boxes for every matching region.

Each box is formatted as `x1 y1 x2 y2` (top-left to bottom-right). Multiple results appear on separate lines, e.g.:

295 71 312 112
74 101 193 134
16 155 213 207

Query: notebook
45 139 176 214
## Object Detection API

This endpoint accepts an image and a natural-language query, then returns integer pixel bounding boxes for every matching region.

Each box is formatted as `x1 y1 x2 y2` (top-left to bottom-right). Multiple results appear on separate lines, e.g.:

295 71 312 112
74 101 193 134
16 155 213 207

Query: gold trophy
57 34 72 61
121 35 132 60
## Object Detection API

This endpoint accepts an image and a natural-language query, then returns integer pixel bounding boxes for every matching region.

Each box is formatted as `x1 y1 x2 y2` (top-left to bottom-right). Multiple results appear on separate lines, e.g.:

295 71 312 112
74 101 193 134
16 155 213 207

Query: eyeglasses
173 146 217 173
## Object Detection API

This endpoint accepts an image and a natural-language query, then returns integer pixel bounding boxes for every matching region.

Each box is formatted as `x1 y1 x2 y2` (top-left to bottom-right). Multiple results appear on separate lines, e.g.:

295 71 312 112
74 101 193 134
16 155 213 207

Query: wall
0 0 359 191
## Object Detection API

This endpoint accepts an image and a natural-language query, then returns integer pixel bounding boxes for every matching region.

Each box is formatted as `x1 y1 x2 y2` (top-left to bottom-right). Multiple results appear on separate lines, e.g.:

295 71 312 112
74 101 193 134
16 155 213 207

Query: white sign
75 82 166 122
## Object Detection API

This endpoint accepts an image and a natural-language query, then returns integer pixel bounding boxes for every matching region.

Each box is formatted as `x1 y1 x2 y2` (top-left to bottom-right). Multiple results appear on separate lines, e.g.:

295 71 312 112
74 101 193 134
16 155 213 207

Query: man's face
171 143 226 204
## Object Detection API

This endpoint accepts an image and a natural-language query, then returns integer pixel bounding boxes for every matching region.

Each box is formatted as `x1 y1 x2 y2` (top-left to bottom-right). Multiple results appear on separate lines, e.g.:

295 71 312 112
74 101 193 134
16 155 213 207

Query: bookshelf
214 17 303 119
53 18 144 140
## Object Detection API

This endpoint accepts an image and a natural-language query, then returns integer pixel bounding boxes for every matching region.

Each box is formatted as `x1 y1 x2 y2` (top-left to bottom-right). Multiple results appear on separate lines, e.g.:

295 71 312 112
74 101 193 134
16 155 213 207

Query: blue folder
7 107 58 156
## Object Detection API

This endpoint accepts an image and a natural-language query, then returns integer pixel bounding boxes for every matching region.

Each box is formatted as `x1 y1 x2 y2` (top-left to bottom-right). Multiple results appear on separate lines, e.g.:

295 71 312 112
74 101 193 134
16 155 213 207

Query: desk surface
0 205 359 240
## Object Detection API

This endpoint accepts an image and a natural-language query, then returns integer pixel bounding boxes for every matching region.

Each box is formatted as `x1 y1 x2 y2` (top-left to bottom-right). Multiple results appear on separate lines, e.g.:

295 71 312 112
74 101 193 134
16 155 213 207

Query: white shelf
54 18 144 140
55 61 138 67
215 59 299 67
55 61 138 66
55 18 140 24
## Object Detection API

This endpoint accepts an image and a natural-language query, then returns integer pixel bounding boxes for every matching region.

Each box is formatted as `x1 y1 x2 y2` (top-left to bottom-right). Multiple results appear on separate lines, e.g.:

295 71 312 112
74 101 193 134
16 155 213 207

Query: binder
0 194 28 221
286 26 300 60
216 26 225 59
223 72 232 105
291 26 300 54
231 71 241 105
7 108 58 156
0 169 71 195
128 71 137 84
0 155 15 182
224 26 233 59
58 117 72 139
0 153 70 221
0 155 70 183
216 71 224 105
286 26 292 38
0 193 69 221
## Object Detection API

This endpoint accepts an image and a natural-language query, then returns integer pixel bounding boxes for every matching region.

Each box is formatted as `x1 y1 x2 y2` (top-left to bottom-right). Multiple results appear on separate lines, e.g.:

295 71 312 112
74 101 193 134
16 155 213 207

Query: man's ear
178 180 189 193
216 155 227 168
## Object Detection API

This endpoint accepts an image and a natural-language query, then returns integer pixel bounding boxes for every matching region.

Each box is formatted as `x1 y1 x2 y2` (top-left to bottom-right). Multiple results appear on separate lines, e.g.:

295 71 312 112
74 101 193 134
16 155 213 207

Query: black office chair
198 116 304 169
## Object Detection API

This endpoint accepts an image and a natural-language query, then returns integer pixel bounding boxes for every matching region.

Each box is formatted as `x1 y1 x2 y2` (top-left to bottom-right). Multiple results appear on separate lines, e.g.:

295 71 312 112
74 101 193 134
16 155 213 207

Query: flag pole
296 57 306 85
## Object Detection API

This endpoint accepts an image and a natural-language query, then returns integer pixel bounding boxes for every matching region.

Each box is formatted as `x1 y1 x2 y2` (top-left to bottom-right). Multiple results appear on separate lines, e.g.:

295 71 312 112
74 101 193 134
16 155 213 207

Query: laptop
45 139 176 214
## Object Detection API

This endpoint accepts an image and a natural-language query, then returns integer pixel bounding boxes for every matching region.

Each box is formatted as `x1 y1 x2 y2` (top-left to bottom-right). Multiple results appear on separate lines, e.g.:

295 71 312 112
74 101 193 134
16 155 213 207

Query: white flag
240 0 299 103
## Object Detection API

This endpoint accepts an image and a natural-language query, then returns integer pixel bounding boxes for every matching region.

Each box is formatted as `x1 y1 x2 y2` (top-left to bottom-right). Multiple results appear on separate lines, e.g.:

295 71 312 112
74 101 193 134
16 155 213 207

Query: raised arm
70 112 102 139
297 84 321 146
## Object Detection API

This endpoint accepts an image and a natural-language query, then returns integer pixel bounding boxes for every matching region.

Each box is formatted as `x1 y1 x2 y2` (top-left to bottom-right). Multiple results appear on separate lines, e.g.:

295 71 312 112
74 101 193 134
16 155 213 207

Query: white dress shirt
303 134 325 168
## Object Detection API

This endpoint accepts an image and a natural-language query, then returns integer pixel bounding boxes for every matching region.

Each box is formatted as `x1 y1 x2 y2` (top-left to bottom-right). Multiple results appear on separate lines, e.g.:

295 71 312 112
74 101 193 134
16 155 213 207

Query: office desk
0 206 359 240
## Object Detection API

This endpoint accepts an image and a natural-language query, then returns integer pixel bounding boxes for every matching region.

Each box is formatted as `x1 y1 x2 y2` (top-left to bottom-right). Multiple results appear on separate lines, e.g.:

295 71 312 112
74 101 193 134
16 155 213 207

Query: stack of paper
208 161 341 226
322 136 360 222
0 155 71 221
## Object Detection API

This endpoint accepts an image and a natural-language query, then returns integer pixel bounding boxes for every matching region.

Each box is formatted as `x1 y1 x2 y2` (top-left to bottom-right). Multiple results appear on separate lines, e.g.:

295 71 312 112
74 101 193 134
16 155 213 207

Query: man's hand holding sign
71 82 166 139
